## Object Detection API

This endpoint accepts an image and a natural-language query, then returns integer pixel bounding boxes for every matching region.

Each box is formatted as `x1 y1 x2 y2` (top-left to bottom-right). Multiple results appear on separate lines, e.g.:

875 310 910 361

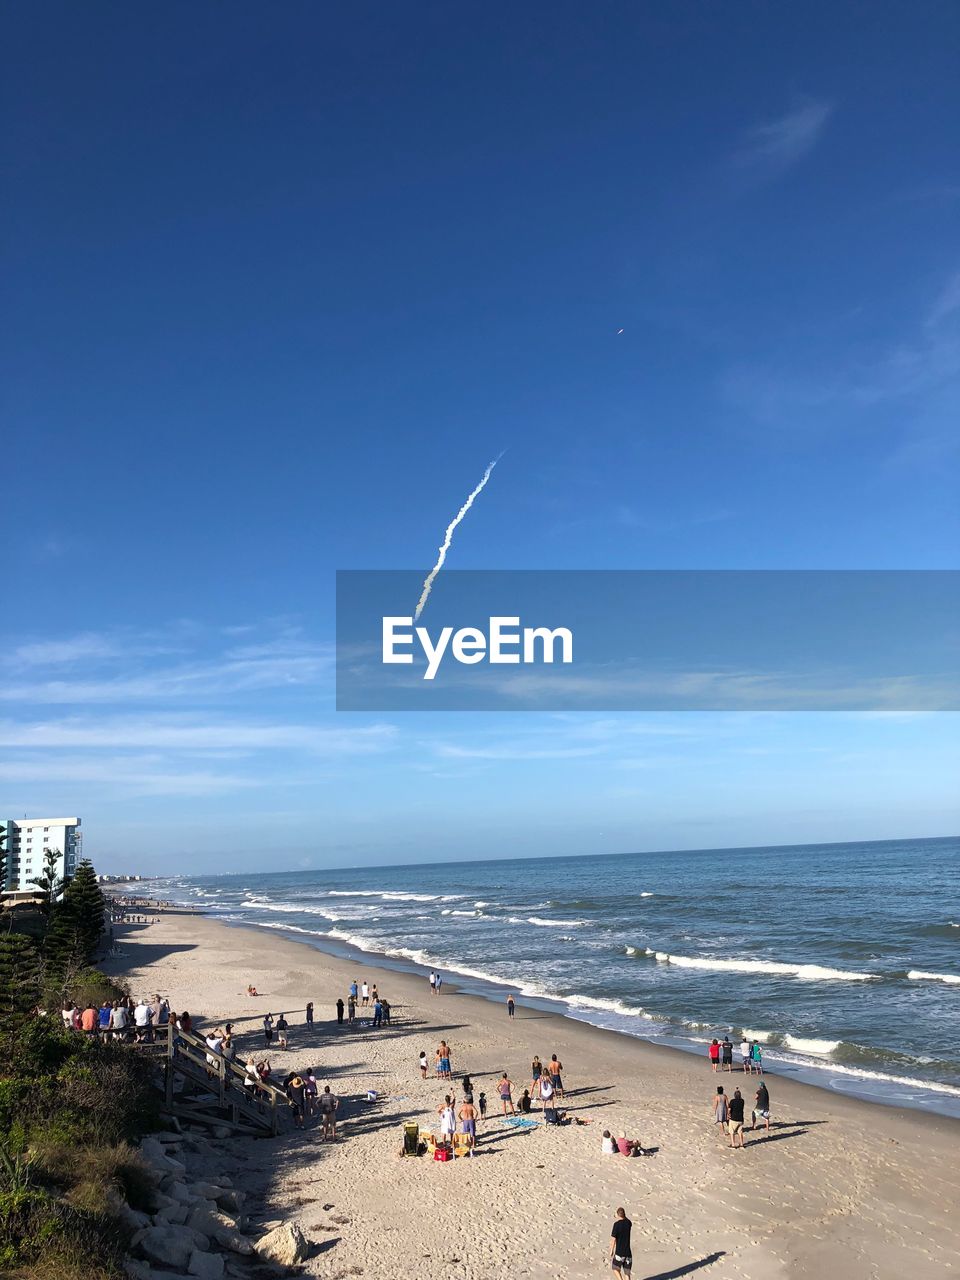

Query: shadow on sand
643 1251 726 1279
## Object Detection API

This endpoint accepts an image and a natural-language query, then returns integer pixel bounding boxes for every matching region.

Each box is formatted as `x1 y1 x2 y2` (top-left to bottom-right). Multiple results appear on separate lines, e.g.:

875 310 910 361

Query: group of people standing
712 1081 771 1148
345 980 392 1026
708 1035 764 1074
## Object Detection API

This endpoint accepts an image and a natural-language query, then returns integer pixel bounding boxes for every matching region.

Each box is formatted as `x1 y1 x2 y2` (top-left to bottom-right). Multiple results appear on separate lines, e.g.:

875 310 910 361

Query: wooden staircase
163 1023 287 1136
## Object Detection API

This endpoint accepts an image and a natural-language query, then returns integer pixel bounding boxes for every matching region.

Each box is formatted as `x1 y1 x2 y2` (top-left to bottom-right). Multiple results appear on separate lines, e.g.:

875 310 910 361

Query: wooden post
164 1019 174 1108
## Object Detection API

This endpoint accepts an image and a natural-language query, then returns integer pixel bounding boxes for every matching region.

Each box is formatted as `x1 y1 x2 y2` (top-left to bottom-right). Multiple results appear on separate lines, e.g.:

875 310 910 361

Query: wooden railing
164 1022 287 1135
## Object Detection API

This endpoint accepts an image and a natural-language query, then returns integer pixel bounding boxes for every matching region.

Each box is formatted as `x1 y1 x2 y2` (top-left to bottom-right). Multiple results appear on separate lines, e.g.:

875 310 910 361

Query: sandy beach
105 910 960 1280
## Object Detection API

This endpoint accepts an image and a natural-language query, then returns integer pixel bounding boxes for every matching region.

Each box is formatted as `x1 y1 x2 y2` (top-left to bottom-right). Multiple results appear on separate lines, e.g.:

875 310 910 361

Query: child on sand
478 1091 487 1120
419 1050 428 1079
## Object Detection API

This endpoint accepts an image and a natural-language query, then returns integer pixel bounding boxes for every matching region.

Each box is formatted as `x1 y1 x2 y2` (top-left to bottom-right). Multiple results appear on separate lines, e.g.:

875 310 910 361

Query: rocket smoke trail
414 452 505 621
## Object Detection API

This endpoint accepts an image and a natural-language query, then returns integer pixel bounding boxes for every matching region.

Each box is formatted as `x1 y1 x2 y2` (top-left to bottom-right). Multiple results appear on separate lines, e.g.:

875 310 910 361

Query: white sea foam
564 993 649 1019
652 951 875 981
639 892 655 897
326 890 461 902
450 910 477 917
777 1057 960 1099
240 900 354 922
741 1029 774 1043
474 901 490 908
783 1035 841 1055
908 969 960 985
527 916 588 928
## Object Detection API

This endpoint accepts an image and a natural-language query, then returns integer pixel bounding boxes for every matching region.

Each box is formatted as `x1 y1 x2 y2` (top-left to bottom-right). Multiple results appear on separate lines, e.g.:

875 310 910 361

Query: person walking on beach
752 1082 771 1132
347 994 356 1023
728 1088 746 1149
319 1085 339 1140
361 981 370 1007
609 1207 633 1278
276 1014 289 1049
335 998 344 1025
713 1086 728 1131
498 1073 515 1115
429 970 436 996
435 972 443 995
507 994 516 1018
419 1049 429 1079
709 1039 720 1072
459 1097 478 1154
751 1040 764 1075
721 1035 733 1071
549 1054 564 1099
263 1013 274 1047
306 1001 314 1026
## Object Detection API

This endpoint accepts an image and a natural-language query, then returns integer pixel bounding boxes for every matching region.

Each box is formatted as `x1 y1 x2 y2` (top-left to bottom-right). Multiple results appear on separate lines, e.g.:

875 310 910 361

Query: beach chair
423 1132 439 1157
401 1121 420 1157
452 1133 472 1158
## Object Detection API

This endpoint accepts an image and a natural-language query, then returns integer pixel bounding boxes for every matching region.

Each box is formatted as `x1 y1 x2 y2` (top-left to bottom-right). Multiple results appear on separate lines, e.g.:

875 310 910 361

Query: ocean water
148 836 960 1118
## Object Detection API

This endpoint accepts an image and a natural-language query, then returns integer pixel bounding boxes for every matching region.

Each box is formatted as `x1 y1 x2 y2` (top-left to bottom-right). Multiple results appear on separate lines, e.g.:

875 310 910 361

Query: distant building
1 817 81 894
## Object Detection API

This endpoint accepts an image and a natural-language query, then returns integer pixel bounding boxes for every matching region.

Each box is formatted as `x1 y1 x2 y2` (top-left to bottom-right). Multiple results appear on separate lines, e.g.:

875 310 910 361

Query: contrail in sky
414 452 505 621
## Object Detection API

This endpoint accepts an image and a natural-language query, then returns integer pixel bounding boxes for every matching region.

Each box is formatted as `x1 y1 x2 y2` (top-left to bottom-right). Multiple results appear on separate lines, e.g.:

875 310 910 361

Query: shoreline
104 907 960 1279
136 887 960 1121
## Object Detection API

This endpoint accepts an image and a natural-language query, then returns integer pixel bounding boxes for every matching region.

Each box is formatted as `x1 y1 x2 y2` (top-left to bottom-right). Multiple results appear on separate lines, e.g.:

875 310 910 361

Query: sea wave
240 900 352 921
326 890 461 902
565 993 649 1019
908 969 960 985
783 1035 841 1055
651 950 876 981
527 916 589 928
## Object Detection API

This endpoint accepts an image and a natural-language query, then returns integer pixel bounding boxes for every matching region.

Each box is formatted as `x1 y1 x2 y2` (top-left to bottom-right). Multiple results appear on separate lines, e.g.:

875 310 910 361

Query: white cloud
0 716 397 754
735 100 833 175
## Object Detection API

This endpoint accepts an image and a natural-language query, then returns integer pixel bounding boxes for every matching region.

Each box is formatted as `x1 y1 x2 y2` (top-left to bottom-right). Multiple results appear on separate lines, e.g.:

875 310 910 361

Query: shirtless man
497 1072 515 1115
319 1085 339 1140
549 1053 564 1099
458 1097 478 1154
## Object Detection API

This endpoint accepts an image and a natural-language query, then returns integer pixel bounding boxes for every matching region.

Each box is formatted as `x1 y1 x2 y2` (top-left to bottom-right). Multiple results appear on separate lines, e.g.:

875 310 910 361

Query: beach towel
499 1116 538 1129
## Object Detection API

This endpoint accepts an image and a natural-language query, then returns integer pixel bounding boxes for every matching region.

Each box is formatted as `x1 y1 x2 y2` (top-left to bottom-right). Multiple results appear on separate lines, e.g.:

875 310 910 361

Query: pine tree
44 859 106 982
0 933 42 1020
29 847 67 916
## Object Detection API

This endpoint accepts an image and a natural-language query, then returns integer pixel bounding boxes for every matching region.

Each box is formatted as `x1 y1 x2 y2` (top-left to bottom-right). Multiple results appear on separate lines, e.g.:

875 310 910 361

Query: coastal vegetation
0 860 158 1279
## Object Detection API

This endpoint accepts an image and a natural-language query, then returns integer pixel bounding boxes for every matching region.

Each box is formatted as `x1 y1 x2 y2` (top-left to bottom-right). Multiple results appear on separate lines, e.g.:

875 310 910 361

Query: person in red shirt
708 1039 721 1072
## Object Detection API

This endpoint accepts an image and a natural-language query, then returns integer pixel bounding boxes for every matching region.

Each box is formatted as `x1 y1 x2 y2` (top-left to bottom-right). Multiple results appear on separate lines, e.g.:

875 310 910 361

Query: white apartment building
1 816 82 894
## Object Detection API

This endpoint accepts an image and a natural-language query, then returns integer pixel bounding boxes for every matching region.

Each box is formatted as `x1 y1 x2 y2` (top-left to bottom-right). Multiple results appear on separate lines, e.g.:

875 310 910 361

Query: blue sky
2 4 958 873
